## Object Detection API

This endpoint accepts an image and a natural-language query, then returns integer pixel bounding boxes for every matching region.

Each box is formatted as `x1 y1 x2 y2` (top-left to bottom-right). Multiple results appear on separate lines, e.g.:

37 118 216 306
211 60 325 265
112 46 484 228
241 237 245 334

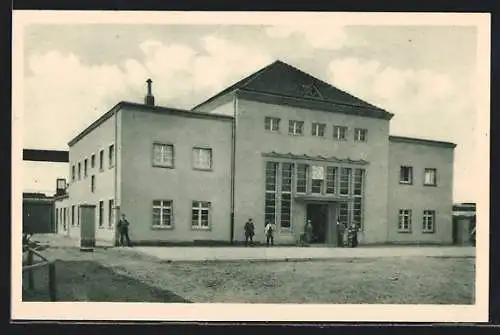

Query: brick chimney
144 78 155 106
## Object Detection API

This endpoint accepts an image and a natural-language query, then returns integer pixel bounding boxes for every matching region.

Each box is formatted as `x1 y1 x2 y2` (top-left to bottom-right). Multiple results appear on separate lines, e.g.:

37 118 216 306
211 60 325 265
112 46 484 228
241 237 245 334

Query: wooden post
27 249 34 290
48 262 56 301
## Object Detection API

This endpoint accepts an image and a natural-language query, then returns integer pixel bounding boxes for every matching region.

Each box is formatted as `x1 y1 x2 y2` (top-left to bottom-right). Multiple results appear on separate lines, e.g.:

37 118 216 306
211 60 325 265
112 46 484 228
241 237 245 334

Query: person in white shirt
264 221 275 247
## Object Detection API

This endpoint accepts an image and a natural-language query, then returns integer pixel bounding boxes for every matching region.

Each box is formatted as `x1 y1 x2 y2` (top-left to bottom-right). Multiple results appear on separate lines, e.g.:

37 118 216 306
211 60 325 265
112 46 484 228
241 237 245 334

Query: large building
54 60 456 246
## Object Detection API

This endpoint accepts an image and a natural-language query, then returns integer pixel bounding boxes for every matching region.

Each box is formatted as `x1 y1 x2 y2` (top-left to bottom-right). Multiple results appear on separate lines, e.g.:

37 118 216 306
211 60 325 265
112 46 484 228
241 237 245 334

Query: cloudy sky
20 20 480 202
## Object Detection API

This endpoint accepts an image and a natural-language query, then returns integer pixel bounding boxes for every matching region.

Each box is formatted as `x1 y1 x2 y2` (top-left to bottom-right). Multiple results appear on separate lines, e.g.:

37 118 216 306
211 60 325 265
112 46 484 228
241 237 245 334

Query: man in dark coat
244 218 255 246
117 213 131 247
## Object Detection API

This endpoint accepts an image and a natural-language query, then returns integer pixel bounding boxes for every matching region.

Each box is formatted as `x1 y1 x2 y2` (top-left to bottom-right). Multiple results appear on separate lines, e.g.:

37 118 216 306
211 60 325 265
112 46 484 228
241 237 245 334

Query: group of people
243 218 276 247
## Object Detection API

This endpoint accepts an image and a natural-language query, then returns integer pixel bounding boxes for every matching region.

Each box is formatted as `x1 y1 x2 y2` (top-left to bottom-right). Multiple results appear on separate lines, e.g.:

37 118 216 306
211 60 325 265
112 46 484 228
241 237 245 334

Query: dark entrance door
306 203 329 243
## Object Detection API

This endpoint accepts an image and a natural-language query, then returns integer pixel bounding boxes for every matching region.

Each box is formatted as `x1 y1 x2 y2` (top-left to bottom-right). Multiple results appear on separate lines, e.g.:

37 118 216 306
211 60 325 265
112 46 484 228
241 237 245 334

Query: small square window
400 166 413 184
289 120 304 135
312 123 326 137
333 126 347 140
152 200 173 228
193 147 212 170
264 117 280 132
354 128 368 142
424 168 437 186
153 143 174 168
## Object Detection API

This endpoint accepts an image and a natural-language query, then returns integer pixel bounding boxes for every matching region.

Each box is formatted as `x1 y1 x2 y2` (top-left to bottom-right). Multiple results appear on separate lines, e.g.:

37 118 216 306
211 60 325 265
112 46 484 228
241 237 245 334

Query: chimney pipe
144 78 155 106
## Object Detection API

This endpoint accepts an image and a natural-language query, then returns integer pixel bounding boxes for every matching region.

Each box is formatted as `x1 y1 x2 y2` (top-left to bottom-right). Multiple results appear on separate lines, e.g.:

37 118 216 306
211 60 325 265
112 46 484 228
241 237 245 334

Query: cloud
265 25 348 50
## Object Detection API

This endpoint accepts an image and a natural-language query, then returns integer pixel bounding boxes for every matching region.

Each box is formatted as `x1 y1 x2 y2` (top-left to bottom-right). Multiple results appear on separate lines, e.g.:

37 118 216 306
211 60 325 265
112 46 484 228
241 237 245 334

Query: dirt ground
22 245 475 304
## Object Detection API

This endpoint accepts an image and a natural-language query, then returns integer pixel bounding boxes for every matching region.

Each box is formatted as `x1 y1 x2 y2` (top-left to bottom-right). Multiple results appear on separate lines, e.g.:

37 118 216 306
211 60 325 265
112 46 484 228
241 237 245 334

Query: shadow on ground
22 260 190 303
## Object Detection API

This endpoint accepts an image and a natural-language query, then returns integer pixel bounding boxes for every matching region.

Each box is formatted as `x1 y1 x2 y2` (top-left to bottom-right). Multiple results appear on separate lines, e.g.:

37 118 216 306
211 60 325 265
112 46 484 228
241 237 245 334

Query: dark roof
68 101 233 147
389 135 456 149
192 60 392 119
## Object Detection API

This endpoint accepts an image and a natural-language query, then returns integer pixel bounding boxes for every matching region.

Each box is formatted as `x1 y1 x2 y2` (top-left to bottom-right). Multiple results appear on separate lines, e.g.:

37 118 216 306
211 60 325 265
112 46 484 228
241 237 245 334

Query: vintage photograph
13 11 490 322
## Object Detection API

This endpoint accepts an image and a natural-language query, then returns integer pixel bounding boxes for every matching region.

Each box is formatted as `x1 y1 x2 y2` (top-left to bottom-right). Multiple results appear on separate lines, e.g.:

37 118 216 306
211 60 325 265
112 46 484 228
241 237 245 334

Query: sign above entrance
311 166 325 180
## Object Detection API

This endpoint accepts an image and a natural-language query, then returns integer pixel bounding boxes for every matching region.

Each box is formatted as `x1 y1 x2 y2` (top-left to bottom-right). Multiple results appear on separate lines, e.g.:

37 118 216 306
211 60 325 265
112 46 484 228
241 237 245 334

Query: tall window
152 200 173 228
55 208 59 231
400 166 413 184
424 168 437 186
352 169 365 229
338 202 350 227
288 120 304 135
91 175 95 193
63 208 67 230
98 201 104 227
312 123 326 137
91 154 96 168
280 163 293 228
76 205 80 226
311 166 324 194
354 128 368 142
296 164 309 193
326 166 338 194
265 162 278 225
71 205 75 227
192 201 211 229
193 147 212 170
339 167 352 196
265 117 280 132
84 159 88 178
153 143 174 168
71 165 75 182
108 199 114 228
99 150 104 171
333 125 347 140
422 210 435 233
108 144 115 168
398 209 412 232
77 162 82 180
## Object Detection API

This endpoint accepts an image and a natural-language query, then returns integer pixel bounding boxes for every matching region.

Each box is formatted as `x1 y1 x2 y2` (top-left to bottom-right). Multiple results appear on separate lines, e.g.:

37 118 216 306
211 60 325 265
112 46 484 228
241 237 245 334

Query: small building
23 193 56 234
54 60 456 246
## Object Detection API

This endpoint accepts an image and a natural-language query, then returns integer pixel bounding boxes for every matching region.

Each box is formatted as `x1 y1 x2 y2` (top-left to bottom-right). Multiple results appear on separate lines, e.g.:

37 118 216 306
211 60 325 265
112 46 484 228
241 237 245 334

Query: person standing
244 218 255 246
117 213 131 247
264 221 275 247
304 219 314 244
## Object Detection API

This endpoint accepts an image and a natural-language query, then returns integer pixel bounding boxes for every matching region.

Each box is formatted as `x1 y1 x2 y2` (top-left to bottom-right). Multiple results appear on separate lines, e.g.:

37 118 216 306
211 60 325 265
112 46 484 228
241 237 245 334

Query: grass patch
22 260 190 303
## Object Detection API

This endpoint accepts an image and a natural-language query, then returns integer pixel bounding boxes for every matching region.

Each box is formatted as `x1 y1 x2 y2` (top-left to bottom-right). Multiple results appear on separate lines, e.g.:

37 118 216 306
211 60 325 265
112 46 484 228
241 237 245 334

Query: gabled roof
192 60 392 119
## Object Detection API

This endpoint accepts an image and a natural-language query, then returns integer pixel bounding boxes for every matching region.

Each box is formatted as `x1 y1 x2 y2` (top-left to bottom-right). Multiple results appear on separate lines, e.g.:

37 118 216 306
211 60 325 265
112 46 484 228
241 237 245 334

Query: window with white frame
326 166 338 194
192 201 211 229
333 125 347 140
312 123 326 137
108 144 115 168
296 164 309 193
265 117 280 132
400 166 413 184
311 166 325 194
84 159 88 178
339 167 352 196
352 169 365 229
152 200 173 228
193 147 212 170
354 128 368 142
265 162 278 225
422 210 435 233
398 209 412 232
280 163 293 228
153 143 174 168
424 168 437 186
288 120 304 135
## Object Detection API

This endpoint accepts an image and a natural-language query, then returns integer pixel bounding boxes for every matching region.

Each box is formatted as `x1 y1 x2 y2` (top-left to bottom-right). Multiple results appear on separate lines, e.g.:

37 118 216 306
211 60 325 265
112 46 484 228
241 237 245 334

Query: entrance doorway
306 203 329 243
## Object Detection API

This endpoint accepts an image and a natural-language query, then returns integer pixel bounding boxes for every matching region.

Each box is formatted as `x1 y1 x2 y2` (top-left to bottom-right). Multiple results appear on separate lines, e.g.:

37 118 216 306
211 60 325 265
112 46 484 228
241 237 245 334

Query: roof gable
192 60 387 113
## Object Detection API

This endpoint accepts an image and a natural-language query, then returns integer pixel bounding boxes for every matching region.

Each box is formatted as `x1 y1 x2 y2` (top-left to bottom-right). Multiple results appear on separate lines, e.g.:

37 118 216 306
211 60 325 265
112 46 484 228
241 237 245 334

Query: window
353 169 365 196
339 167 352 196
108 144 115 168
333 126 347 140
338 202 350 227
280 163 293 228
398 209 412 232
312 123 326 137
354 128 368 142
91 175 95 193
424 168 437 186
152 200 173 228
153 143 174 168
77 162 82 180
193 147 212 170
296 164 309 193
98 201 104 227
326 166 338 194
63 208 67 230
288 120 304 135
55 208 59 230
71 205 75 227
84 159 88 178
99 150 104 171
265 162 278 225
108 199 114 228
192 201 211 229
76 206 80 226
71 165 75 182
91 154 95 168
400 166 413 184
352 168 365 229
422 210 435 233
265 117 280 132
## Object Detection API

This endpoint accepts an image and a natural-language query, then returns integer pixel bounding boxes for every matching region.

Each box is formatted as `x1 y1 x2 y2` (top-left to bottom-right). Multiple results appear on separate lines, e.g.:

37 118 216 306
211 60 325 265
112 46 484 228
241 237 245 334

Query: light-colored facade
54 60 456 246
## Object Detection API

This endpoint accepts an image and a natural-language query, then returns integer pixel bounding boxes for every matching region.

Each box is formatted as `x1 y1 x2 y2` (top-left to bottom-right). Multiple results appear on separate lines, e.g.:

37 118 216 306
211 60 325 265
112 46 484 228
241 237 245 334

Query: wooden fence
22 247 57 301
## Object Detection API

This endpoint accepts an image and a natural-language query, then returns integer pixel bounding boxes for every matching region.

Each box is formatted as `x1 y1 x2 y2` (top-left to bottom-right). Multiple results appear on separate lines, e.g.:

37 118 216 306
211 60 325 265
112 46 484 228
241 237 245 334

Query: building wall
387 140 454 244
232 98 391 244
120 107 233 244
67 113 119 244
23 200 55 234
54 196 70 236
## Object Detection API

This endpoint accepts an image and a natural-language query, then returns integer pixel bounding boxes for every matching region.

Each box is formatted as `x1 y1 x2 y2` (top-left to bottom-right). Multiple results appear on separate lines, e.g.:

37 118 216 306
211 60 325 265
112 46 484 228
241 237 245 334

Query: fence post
48 262 56 301
27 249 34 290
